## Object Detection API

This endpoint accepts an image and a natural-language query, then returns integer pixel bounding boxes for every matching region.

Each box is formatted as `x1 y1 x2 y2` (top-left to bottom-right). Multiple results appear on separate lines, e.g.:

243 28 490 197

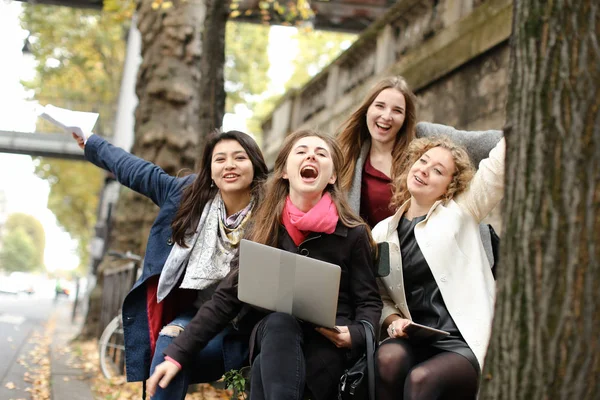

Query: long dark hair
171 130 268 247
337 76 417 191
248 129 372 248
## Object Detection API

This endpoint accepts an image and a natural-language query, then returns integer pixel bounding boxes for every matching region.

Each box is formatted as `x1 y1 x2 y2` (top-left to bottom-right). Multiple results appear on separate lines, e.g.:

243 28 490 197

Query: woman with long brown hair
147 129 382 400
372 136 506 399
72 130 268 400
337 76 417 228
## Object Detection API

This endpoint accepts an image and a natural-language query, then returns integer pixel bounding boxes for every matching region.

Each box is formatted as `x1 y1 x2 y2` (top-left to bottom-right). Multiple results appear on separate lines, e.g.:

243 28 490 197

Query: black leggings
376 338 479 400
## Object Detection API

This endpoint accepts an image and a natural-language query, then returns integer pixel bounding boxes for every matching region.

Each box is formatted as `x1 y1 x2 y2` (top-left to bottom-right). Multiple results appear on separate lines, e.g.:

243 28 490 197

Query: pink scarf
281 193 340 246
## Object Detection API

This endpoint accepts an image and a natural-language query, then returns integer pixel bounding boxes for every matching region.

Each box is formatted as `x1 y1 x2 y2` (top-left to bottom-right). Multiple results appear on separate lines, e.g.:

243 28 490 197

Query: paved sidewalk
0 311 43 400
50 300 94 400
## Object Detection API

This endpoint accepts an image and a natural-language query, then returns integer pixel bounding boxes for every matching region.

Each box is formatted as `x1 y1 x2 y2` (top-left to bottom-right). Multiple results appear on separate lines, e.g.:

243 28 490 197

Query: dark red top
360 156 394 228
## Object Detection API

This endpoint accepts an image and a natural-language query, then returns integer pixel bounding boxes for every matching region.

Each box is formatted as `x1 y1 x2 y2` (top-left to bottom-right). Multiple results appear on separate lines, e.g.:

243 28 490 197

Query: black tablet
404 322 450 343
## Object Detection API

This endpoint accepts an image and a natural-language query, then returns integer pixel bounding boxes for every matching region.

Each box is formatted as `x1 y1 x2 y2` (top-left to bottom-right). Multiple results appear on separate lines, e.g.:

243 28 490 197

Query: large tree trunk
481 1 600 398
80 0 229 338
198 0 229 153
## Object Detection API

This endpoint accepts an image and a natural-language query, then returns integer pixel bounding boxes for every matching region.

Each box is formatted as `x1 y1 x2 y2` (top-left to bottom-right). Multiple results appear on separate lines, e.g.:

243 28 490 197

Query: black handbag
338 320 376 400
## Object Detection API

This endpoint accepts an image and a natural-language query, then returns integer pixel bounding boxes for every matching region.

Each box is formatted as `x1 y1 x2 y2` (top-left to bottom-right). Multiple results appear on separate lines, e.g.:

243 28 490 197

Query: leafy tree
225 22 270 113
20 4 127 269
246 92 282 138
481 0 599 398
4 213 46 269
20 5 126 128
20 4 273 270
286 29 356 89
244 28 356 136
0 227 39 273
230 0 313 25
19 1 325 273
33 159 103 270
20 0 317 340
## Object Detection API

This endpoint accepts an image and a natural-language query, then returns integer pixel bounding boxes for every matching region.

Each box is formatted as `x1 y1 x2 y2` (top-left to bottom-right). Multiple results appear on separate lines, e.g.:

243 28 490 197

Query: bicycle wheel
99 315 126 379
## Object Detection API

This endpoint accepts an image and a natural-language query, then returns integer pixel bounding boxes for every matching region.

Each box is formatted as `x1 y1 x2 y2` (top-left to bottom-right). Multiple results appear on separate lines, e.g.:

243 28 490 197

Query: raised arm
456 137 506 222
83 134 178 206
416 122 503 167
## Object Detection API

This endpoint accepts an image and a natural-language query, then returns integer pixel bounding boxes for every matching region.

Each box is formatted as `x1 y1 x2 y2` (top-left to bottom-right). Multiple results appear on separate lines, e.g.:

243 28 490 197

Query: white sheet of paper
38 104 99 140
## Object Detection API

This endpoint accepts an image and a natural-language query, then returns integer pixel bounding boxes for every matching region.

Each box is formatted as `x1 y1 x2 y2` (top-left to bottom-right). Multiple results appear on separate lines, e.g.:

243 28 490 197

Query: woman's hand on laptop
315 326 352 348
146 359 181 397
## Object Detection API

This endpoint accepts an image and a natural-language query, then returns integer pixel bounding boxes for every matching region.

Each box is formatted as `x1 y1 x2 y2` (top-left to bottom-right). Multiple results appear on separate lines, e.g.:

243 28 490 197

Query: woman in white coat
371 135 505 399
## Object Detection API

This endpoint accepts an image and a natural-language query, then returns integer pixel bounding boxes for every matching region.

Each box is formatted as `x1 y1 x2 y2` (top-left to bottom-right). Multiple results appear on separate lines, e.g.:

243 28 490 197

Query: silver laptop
238 239 341 328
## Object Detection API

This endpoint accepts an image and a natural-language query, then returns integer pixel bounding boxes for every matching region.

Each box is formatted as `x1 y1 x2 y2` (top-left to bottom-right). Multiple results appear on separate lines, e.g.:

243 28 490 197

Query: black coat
165 222 382 399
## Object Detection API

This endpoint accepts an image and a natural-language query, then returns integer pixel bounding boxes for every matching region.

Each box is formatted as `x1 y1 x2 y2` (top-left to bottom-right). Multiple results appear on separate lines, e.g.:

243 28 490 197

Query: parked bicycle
98 251 142 379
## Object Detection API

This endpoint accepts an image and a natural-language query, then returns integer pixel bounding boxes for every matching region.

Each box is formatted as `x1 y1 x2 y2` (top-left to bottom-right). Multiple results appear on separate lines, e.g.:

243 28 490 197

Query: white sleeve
456 137 506 222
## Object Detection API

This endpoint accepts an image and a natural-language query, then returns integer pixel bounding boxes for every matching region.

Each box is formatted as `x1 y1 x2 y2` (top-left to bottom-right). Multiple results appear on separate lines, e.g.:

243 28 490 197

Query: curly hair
390 136 475 209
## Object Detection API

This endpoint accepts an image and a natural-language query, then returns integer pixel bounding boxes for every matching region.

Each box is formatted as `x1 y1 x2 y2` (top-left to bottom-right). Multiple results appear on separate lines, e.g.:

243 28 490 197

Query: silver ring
391 326 396 334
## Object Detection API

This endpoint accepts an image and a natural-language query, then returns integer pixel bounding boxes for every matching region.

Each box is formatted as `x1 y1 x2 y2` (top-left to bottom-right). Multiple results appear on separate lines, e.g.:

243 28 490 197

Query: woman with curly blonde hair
390 136 475 208
371 135 506 399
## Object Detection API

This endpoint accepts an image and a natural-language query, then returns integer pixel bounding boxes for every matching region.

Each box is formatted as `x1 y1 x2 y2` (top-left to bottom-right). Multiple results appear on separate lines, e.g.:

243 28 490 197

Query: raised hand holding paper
38 104 99 140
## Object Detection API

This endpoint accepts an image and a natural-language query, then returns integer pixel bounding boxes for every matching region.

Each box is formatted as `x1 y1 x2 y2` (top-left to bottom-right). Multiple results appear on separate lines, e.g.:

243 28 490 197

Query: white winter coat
371 138 506 368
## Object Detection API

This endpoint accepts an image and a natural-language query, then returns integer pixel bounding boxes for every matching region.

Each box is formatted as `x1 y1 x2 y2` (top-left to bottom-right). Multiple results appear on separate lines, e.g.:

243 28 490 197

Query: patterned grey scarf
157 193 253 302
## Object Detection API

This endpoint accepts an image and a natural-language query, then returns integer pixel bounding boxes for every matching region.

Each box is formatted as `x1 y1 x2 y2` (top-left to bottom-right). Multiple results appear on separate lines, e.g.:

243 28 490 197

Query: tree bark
481 1 600 399
81 0 229 338
198 0 230 154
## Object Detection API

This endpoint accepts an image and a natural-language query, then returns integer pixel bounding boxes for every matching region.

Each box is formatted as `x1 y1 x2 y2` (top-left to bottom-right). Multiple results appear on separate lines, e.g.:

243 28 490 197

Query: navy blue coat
85 135 194 382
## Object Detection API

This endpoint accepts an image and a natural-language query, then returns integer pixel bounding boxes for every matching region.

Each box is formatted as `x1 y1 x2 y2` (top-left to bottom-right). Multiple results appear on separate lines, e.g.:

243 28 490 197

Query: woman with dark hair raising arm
72 130 268 399
147 130 382 400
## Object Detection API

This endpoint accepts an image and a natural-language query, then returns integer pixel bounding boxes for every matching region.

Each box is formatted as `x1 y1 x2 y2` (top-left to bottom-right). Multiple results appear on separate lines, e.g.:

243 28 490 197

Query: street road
0 291 64 399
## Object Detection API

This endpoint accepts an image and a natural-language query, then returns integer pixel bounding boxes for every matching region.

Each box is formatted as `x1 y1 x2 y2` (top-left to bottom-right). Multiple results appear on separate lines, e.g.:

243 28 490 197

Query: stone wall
417 44 509 131
261 0 512 165
414 44 509 231
260 0 512 231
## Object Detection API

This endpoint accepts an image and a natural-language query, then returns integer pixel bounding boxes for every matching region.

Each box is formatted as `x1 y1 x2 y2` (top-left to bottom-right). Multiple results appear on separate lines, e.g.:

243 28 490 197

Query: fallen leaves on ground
65 339 238 399
21 317 54 399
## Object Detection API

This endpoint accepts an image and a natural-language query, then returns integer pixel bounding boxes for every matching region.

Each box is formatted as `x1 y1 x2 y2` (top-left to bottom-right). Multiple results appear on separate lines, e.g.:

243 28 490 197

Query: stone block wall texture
416 44 509 132
261 0 512 231
415 44 509 232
